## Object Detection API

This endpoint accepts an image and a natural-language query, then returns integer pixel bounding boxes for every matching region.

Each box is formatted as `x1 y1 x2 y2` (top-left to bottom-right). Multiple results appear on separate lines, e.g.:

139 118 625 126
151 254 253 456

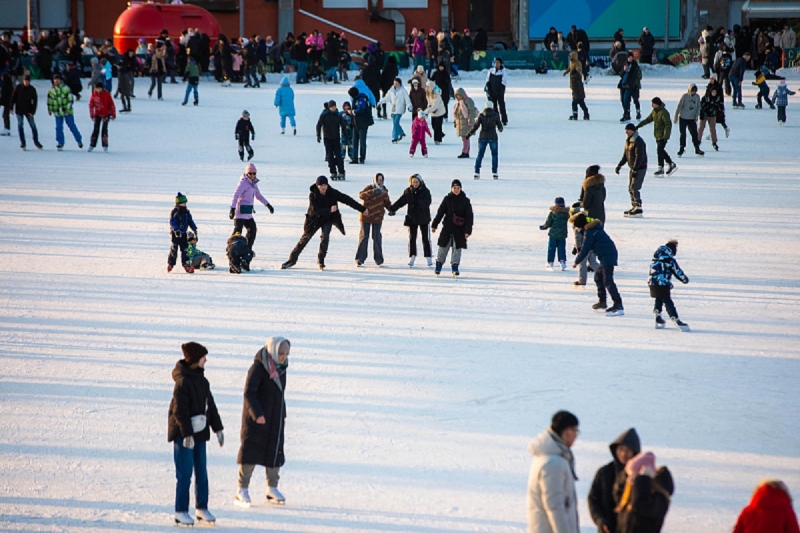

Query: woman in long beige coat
453 87 477 158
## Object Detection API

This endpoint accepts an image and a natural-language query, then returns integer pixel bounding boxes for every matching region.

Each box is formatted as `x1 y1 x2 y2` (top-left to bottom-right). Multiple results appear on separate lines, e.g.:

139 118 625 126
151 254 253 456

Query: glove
251 135 255 141
183 436 195 449
572 202 581 209
229 208 235 220
216 431 224 447
539 225 546 230
387 210 396 216
615 166 621 175
317 137 321 143
572 246 578 255
267 204 274 214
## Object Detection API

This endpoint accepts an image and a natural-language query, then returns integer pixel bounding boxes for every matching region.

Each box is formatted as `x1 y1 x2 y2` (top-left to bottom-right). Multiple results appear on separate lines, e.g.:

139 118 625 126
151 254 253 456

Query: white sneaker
724 126 730 138
408 255 416 267
266 486 285 505
195 509 216 523
546 263 554 271
426 257 433 267
423 154 428 158
474 173 480 180
174 512 194 527
409 154 414 158
235 487 251 507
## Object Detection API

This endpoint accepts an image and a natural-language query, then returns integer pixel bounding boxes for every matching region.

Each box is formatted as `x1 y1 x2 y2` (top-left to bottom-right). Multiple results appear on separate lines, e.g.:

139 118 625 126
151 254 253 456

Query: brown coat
359 185 391 224
453 88 478 137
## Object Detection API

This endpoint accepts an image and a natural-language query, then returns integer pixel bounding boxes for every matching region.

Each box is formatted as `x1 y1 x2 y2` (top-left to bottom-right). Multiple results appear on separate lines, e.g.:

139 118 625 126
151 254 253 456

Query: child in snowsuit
540 197 570 271
168 342 224 527
226 232 253 273
273 76 296 135
410 110 432 157
648 239 690 330
168 192 198 273
235 110 255 161
340 101 355 162
774 80 796 125
186 231 214 270
752 72 774 109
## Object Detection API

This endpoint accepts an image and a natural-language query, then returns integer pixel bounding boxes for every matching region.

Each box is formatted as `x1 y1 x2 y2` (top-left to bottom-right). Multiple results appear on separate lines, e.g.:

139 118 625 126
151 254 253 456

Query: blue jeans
16 114 39 147
391 113 404 140
55 114 82 146
173 439 208 513
547 237 566 263
296 61 308 83
730 76 742 106
183 83 198 103
474 139 498 174
280 115 296 129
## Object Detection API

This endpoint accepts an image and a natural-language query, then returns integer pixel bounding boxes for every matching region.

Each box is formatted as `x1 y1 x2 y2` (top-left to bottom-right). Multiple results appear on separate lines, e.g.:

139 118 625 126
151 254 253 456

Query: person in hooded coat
587 428 641 533
274 76 297 134
408 77 428 118
431 179 473 276
432 62 453 120
235 337 291 507
733 480 800 533
615 452 675 533
281 176 367 270
389 173 433 267
423 80 446 144
452 87 477 157
563 51 589 120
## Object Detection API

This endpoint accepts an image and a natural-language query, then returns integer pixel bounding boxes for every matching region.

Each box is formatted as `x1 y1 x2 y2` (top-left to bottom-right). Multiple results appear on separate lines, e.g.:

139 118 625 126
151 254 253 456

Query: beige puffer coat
527 429 579 533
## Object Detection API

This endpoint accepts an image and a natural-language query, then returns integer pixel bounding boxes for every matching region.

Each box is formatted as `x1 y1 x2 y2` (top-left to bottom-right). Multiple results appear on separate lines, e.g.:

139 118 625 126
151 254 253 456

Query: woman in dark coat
431 179 473 276
378 55 399 119
580 164 606 222
615 452 674 533
408 78 427 117
432 62 453 119
389 173 432 267
236 337 291 507
216 34 232 85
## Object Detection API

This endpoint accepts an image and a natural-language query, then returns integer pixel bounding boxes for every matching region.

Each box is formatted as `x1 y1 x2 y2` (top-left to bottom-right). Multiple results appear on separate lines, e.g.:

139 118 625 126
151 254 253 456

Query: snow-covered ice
1 66 799 532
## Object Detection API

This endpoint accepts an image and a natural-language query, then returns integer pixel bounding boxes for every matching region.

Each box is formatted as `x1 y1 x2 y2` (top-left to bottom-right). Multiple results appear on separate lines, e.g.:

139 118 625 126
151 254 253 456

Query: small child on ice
648 239 690 330
186 231 214 270
409 110 432 158
540 197 570 270
235 110 255 161
752 71 775 110
168 192 198 274
773 80 796 125
273 76 296 135
227 232 253 274
340 101 355 162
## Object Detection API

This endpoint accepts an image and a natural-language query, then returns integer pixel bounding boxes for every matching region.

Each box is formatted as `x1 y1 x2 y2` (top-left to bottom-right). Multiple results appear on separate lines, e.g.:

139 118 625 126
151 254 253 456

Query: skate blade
234 498 251 508
195 518 216 527
174 521 194 528
266 497 286 506
624 214 643 218
655 323 666 329
606 310 625 317
678 325 691 332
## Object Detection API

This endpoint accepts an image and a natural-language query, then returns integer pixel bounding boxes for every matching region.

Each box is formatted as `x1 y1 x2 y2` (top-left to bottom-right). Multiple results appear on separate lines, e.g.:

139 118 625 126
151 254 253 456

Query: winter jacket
46 83 74 117
618 131 647 171
587 428 641 533
230 175 270 220
237 339 288 468
575 219 618 267
359 181 391 224
169 206 197 234
774 85 796 107
452 88 478 137
580 174 606 222
304 184 365 234
648 245 688 288
379 57 399 94
227 233 253 263
273 77 295 116
167 359 223 443
11 83 37 115
616 467 675 533
412 36 426 58
526 429 579 533
620 60 642 91
467 107 503 140
235 118 255 141
186 243 210 263
88 89 116 119
149 47 166 74
637 104 672 141
316 108 344 140
675 88 701 120
543 206 570 240
424 81 446 118
733 483 800 533
699 31 712 62
1 74 14 108
408 84 428 116
780 28 797 50
353 79 377 106
432 66 453 101
390 179 432 226
352 91 374 128
700 93 724 119
730 57 747 80
378 84 411 115
184 60 200 84
411 116 432 142
431 191 473 249
486 66 507 99
564 53 585 100
714 50 733 73
638 32 656 57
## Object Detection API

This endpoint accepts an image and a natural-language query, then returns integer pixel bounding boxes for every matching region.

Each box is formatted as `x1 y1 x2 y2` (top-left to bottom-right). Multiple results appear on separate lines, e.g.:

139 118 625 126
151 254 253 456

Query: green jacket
184 62 201 80
46 83 74 117
187 243 207 262
543 206 570 241
637 104 671 141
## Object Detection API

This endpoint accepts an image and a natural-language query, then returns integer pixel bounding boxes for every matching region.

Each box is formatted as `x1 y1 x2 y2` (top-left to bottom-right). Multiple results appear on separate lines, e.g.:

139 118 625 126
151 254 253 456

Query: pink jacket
230 175 270 220
411 117 431 141
306 34 323 51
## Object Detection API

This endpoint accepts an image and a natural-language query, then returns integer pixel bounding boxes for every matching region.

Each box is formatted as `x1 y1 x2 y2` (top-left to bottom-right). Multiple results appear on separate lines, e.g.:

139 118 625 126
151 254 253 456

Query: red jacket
734 484 800 533
88 89 116 119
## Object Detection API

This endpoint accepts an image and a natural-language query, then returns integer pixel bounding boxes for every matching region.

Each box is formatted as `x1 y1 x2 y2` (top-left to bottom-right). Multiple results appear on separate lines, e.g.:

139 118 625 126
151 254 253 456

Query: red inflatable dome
114 1 222 53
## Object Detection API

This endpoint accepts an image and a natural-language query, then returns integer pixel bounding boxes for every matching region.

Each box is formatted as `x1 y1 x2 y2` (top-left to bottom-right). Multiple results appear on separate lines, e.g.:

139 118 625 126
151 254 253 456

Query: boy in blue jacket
169 192 198 273
648 239 690 330
571 212 624 316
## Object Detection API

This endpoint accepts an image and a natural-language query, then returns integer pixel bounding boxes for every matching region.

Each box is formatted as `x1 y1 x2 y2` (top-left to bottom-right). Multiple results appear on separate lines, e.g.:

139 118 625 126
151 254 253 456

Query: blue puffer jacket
169 207 197 234
574 219 618 267
273 77 295 116
648 245 689 287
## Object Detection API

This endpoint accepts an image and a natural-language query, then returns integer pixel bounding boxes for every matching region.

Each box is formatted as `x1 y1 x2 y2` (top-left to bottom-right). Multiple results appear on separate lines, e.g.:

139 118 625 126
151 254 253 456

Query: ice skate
195 509 216 525
712 143 718 151
568 114 578 120
408 256 416 267
605 303 625 316
677 147 685 157
434 261 442 275
624 207 643 218
666 162 678 176
653 166 665 177
183 264 195 274
560 261 567 271
695 148 704 156
293 129 296 135
0 128 10 136
174 512 194 527
492 174 498 180
167 265 174 273
655 311 666 329
546 263 554 271
452 263 460 278
318 263 325 271
426 257 433 267
281 129 285 135
266 486 286 505
724 126 730 137
280 260 295 269
672 317 690 331
88 146 94 152
592 300 607 311
235 487 251 507
473 173 479 180
57 145 63 151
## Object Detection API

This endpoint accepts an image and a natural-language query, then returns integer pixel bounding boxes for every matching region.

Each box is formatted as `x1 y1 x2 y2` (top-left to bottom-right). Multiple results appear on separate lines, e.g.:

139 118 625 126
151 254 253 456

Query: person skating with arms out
648 239 690 331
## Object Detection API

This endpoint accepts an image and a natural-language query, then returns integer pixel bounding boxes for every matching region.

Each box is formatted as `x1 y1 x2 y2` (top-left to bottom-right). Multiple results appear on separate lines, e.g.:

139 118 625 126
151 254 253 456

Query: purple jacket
230 175 270 220
412 37 426 58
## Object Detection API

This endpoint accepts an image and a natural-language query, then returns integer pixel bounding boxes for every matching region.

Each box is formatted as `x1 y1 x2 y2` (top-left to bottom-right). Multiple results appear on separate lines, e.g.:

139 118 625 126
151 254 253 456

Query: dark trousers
622 88 640 114
168 232 189 266
173 439 208 513
121 93 131 111
656 139 673 167
757 86 773 107
654 296 678 318
431 115 444 142
355 222 383 264
778 105 787 122
547 237 566 263
238 138 253 159
678 118 699 148
595 265 622 306
90 116 110 148
289 222 332 265
324 138 344 175
148 74 163 98
2 103 10 130
15 114 40 147
628 168 646 206
571 99 589 117
233 218 257 248
353 127 368 162
730 76 742 106
491 89 507 123
408 223 431 257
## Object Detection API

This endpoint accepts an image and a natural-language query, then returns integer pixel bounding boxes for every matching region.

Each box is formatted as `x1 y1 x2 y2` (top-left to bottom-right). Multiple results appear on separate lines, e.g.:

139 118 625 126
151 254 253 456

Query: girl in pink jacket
409 110 432 158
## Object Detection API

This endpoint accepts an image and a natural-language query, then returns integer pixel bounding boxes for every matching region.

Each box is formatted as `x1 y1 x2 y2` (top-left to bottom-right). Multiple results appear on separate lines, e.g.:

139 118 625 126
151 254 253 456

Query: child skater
168 192 198 274
182 57 201 106
774 80 796 125
235 110 255 161
168 342 224 527
752 71 775 109
648 239 690 331
409 110 431 158
87 81 115 152
273 76 296 135
235 337 291 507
540 197 570 271
340 101 355 162
186 231 214 270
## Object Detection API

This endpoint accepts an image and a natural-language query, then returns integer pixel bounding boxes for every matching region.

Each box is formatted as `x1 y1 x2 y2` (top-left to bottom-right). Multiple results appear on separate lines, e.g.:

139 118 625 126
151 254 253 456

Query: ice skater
316 99 345 181
563 51 589 120
235 110 255 161
87 82 116 152
229 163 274 252
431 179 473 277
636 97 676 176
168 192 198 274
46 73 83 150
182 57 200 106
540 197 570 271
388 174 433 267
752 71 775 110
648 239 690 331
11 74 42 150
467 101 503 180
673 84 703 157
274 76 296 135
615 123 647 218
773 80 795 125
571 212 624 316
409 110 431 157
355 173 392 266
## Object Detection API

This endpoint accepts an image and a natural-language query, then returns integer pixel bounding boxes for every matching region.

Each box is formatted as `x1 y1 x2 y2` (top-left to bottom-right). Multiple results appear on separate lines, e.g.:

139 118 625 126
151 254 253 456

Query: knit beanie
625 451 656 477
585 164 600 178
555 197 565 207
175 192 187 204
245 163 257 174
242 109 250 118
651 96 663 106
348 87 359 98
181 342 208 365
571 212 588 228
315 175 329 186
625 123 637 132
551 410 580 435
451 179 462 188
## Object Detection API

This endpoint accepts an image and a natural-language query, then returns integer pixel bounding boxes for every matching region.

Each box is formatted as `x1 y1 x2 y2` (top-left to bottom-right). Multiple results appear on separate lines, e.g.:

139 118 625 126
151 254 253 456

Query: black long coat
432 191 473 249
389 181 432 226
167 360 224 443
587 428 641 533
580 173 606 222
237 352 286 467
